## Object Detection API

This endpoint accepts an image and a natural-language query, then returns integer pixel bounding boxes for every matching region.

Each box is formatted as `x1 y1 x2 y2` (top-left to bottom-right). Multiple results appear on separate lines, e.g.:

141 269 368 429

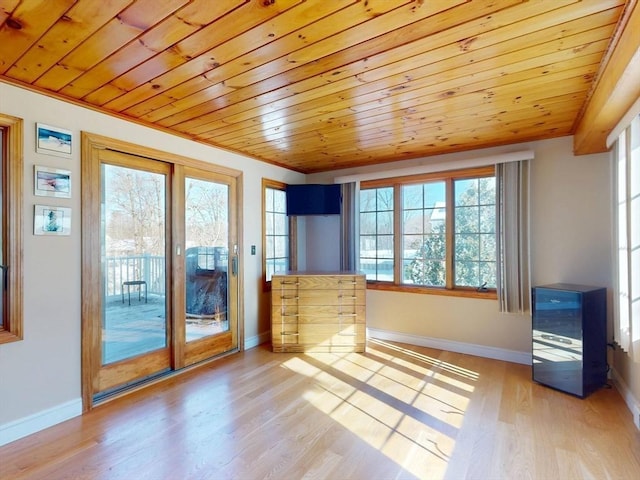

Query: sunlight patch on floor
369 338 480 380
281 341 479 478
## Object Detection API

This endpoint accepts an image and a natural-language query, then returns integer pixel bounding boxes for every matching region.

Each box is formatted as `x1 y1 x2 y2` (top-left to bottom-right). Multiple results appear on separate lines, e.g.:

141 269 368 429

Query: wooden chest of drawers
271 272 366 353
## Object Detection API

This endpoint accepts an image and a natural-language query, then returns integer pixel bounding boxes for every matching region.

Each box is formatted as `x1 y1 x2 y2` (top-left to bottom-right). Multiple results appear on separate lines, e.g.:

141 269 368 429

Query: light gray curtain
496 160 531 313
340 182 358 271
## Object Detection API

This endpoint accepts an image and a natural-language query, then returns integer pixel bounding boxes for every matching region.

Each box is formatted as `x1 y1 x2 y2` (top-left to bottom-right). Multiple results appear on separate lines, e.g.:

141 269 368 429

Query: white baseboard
244 330 270 350
0 398 82 447
611 367 640 431
367 327 531 365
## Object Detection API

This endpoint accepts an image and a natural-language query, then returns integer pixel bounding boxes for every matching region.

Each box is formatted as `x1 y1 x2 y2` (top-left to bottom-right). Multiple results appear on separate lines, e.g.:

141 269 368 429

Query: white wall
305 215 341 271
528 138 613 287
0 83 305 443
308 137 613 362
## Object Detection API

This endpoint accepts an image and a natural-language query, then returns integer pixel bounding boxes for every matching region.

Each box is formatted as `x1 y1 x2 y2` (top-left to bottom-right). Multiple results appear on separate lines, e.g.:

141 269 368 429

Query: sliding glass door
82 136 240 406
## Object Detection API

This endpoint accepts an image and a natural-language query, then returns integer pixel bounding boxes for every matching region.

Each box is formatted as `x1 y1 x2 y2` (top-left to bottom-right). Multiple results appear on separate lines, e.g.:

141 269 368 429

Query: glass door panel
102 164 168 364
96 151 171 395
181 168 237 366
185 177 229 341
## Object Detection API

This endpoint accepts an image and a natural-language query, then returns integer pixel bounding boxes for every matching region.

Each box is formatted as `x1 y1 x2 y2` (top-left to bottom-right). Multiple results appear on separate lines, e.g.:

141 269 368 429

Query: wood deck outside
103 295 226 364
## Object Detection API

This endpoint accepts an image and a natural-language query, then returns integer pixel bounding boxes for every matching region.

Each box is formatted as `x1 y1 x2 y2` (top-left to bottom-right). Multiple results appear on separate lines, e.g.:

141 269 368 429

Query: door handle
0 264 7 290
232 256 238 276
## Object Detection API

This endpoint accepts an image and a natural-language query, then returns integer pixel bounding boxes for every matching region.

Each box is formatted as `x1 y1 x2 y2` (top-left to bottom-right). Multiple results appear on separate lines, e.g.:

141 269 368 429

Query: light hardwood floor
1 339 639 479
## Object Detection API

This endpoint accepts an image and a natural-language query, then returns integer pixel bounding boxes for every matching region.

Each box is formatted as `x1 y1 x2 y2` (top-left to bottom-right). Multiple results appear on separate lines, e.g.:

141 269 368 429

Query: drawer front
272 305 365 317
271 304 299 317
273 344 365 353
272 275 365 290
273 316 365 327
297 304 366 318
271 277 302 290
298 305 366 323
272 289 365 306
272 327 301 348
272 308 365 328
273 324 365 343
271 313 299 327
296 313 365 325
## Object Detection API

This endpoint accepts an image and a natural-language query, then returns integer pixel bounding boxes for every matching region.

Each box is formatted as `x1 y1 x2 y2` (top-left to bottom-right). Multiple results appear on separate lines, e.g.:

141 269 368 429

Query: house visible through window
359 166 496 296
263 179 296 287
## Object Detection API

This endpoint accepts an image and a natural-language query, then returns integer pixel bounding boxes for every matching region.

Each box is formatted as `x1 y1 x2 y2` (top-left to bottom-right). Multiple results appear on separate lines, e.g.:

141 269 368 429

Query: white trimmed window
613 113 640 360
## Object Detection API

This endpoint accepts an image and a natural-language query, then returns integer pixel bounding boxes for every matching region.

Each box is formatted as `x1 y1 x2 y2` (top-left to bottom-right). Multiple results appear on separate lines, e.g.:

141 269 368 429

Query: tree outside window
359 166 496 296
453 177 496 288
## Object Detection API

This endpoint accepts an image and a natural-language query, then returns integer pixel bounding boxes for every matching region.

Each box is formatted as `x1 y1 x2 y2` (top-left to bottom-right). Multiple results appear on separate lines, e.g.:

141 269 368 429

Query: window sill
0 329 23 344
366 282 498 300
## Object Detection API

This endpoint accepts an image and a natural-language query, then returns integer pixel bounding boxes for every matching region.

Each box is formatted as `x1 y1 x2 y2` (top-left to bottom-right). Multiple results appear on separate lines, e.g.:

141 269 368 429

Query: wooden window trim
0 114 24 344
361 165 497 299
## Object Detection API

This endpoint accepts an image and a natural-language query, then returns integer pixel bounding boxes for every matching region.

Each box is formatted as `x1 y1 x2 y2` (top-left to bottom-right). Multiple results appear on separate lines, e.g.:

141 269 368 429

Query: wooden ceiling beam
573 0 640 154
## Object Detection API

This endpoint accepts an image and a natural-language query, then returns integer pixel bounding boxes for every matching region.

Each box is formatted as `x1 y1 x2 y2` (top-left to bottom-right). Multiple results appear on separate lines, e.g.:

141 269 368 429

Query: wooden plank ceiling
0 0 634 173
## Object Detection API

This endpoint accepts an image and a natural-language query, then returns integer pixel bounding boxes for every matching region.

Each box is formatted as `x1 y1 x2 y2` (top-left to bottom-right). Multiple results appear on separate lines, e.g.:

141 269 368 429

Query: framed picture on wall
36 123 72 158
34 166 71 198
33 205 72 236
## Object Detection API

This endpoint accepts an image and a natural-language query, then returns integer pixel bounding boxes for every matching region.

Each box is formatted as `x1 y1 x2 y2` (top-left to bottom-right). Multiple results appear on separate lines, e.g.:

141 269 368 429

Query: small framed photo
34 166 71 198
36 123 72 158
34 205 71 236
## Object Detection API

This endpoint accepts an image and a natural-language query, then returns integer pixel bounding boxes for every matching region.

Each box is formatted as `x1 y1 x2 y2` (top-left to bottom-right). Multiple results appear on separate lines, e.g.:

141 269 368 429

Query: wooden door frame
81 132 244 411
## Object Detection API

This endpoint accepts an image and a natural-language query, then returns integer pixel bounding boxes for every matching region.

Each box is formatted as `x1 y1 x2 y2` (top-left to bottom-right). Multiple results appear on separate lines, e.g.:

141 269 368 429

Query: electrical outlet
251 245 256 255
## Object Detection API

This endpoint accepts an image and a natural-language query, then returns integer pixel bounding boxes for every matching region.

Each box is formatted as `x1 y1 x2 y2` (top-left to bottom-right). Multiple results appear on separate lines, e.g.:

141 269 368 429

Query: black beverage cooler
532 283 607 398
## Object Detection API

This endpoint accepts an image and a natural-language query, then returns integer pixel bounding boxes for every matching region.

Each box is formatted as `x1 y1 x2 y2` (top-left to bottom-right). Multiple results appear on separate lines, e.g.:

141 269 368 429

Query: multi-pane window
359 186 394 281
453 176 497 288
613 113 639 354
359 166 496 295
263 179 295 286
402 181 446 286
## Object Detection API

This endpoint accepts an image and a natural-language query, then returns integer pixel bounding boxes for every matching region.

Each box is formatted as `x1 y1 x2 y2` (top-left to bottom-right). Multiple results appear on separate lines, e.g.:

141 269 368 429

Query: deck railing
105 254 165 299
